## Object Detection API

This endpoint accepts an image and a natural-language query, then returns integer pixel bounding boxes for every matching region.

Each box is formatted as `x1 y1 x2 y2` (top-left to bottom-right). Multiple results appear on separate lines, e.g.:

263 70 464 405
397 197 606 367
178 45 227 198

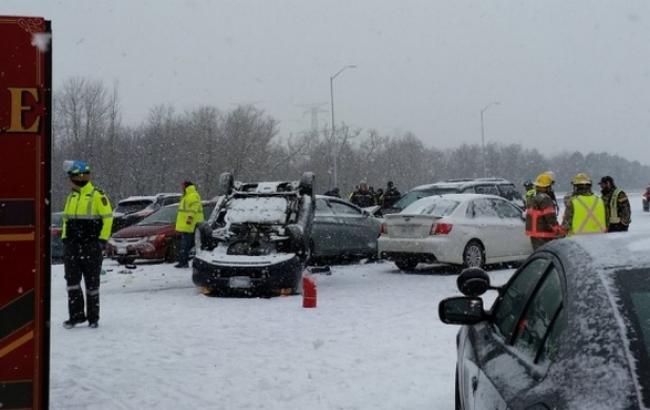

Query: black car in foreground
439 233 650 410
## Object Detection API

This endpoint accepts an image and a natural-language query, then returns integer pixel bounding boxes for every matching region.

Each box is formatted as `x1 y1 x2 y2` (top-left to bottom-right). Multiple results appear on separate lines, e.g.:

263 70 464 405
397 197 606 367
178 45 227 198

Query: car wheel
164 241 178 263
117 256 133 265
463 240 485 268
395 259 418 271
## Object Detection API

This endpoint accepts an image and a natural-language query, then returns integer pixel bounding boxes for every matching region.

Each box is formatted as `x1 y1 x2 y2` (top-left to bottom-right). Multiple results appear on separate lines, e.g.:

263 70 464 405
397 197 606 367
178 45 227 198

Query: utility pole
330 64 356 188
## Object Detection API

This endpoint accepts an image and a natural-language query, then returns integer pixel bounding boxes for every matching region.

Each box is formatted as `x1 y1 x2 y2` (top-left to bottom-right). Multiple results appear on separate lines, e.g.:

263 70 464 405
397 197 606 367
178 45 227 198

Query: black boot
63 317 87 329
88 322 99 328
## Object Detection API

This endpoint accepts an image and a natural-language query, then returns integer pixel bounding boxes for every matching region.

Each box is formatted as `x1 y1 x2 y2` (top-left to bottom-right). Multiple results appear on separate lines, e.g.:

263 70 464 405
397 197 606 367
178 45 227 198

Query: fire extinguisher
302 274 317 308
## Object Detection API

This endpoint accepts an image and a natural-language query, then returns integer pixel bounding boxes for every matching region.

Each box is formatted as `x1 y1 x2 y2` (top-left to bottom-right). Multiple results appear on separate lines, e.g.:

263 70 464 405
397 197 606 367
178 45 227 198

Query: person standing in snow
598 176 631 232
525 173 565 250
61 160 113 329
175 181 203 268
561 173 607 236
381 181 401 209
350 180 376 208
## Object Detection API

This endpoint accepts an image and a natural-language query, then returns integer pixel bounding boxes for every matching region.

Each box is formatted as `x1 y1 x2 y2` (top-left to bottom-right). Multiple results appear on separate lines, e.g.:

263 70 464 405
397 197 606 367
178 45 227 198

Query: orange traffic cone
302 275 317 308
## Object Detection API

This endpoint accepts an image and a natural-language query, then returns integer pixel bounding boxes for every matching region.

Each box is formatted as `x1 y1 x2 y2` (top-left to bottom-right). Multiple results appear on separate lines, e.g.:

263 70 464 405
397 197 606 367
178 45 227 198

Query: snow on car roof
118 195 156 204
410 178 513 192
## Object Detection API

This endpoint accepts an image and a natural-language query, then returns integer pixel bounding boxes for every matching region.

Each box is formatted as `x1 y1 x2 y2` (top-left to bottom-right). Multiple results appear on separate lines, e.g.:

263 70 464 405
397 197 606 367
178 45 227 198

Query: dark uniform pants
608 223 628 232
63 241 103 323
178 232 195 265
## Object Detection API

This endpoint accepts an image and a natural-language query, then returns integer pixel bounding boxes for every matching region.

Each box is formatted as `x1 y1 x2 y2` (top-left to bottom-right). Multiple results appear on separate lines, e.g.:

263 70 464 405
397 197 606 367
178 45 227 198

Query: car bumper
192 254 302 295
378 236 460 264
106 242 166 260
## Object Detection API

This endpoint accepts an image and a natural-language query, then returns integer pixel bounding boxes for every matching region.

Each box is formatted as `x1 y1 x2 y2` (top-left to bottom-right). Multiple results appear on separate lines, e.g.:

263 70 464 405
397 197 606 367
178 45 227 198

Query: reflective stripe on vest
525 206 558 238
608 188 622 224
571 195 606 235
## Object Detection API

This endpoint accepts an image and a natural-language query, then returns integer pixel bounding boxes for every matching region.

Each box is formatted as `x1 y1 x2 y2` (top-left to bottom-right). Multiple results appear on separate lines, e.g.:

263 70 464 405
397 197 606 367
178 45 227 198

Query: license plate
116 247 127 255
229 276 252 289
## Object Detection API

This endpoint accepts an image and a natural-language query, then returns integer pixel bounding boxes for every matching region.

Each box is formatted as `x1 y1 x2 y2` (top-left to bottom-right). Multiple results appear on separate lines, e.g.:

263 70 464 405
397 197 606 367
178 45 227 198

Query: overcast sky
5 0 650 164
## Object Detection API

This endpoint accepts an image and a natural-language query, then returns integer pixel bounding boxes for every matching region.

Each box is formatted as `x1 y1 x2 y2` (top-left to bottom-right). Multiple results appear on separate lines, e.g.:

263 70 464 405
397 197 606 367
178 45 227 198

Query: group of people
59 160 204 329
524 171 631 250
324 180 401 209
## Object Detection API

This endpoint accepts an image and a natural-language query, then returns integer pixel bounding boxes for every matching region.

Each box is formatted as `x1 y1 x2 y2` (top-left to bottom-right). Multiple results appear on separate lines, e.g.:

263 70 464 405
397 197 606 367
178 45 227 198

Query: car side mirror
457 267 492 296
439 297 485 325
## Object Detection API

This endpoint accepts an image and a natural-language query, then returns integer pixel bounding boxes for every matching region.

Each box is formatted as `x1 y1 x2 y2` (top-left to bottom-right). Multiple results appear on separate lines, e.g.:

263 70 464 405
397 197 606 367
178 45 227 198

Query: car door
312 198 340 256
492 198 533 258
469 198 508 258
470 257 566 409
328 199 372 254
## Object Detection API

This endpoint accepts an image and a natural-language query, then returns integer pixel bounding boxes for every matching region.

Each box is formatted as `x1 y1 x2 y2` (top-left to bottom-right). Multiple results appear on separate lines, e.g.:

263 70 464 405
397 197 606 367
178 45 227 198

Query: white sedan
378 194 532 270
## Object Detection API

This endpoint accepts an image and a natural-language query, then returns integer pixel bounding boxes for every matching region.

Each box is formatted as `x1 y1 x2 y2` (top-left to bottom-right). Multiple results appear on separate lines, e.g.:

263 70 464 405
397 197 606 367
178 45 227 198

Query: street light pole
330 64 356 188
480 101 500 177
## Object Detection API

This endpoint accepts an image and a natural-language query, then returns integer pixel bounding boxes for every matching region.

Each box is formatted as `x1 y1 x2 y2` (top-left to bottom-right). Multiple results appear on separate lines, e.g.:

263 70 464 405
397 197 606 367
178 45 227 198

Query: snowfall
49 194 650 410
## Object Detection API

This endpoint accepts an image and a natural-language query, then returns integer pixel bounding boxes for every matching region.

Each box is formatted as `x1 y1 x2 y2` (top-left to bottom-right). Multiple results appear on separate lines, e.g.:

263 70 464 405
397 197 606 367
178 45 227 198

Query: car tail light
430 223 453 235
380 222 388 235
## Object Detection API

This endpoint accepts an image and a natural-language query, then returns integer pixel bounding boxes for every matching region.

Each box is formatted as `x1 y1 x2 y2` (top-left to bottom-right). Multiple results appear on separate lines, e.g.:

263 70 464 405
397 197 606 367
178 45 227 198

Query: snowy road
49 194 650 409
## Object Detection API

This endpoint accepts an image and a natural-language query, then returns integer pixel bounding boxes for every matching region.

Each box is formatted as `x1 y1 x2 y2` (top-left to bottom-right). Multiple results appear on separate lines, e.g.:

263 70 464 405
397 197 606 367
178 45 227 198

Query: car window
493 258 550 340
470 198 499 218
391 187 459 209
330 201 362 216
498 184 522 201
492 199 522 219
537 306 567 365
512 267 563 362
474 185 499 195
315 198 334 215
401 197 459 216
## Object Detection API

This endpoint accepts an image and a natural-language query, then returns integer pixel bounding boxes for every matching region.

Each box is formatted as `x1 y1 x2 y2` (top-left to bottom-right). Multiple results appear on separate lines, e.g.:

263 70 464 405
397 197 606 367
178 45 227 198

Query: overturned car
192 172 315 296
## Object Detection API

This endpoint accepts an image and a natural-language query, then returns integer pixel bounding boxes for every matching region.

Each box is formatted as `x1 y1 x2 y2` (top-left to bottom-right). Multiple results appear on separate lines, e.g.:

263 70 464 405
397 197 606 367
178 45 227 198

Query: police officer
561 173 607 235
175 181 203 268
61 160 113 329
598 176 631 232
381 181 401 209
525 173 565 250
349 180 376 208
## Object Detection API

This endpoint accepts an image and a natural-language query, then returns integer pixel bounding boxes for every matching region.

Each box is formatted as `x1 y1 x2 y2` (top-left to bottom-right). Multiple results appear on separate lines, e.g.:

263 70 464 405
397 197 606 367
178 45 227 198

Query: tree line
52 77 650 210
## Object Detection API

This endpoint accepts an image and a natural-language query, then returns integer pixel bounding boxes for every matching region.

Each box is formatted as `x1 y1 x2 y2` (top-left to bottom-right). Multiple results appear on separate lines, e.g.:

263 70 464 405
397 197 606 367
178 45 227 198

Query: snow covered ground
49 194 650 409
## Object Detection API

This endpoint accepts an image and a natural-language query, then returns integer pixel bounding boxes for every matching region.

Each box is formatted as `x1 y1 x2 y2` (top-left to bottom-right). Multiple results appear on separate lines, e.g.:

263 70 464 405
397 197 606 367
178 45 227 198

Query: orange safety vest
525 206 560 238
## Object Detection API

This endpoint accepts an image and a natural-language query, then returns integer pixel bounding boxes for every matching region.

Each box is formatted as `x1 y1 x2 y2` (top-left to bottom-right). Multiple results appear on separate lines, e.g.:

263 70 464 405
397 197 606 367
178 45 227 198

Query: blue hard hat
63 160 90 175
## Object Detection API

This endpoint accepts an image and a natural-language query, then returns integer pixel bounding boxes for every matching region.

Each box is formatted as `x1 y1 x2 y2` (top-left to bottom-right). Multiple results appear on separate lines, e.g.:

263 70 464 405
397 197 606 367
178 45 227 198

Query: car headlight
146 234 165 243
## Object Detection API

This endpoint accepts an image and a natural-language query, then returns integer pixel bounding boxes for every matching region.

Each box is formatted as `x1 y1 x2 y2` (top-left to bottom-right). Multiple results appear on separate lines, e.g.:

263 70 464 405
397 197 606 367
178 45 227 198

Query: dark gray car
311 195 381 260
439 233 650 410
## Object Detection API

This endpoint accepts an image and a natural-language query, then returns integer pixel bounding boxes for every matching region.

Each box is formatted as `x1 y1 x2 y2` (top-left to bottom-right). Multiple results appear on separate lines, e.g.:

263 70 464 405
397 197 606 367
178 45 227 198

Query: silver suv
385 178 524 214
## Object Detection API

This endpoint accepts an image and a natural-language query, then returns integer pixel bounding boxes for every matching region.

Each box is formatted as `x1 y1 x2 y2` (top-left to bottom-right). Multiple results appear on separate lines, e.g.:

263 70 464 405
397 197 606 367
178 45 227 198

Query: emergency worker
523 180 535 206
175 181 203 268
525 173 565 250
381 181 401 208
561 173 607 235
350 181 376 208
598 176 631 232
61 160 113 329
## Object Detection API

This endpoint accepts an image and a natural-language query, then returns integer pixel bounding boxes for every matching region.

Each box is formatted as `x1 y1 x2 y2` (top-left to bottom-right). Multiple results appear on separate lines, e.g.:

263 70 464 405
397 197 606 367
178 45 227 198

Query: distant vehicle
383 178 524 215
193 173 314 296
643 185 649 212
378 194 531 271
112 193 182 232
51 212 64 263
312 195 381 261
439 233 650 410
107 201 215 265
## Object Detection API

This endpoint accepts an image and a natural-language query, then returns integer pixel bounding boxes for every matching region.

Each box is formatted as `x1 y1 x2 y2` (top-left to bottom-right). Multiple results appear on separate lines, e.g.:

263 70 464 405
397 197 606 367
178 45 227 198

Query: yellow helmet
543 171 556 183
571 172 592 185
534 173 553 188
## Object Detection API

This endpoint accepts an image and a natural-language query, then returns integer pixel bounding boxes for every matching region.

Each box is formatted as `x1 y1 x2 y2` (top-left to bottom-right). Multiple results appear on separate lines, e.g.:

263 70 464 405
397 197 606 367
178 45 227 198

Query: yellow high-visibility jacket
62 181 113 241
175 185 203 233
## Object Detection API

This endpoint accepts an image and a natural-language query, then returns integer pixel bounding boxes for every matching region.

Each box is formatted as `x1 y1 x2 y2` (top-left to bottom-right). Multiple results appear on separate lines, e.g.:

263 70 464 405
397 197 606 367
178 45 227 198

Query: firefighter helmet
571 173 592 186
534 173 553 188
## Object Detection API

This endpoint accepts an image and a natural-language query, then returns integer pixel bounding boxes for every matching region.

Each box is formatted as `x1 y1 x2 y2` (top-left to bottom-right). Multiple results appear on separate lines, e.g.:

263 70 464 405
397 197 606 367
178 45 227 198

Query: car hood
112 224 173 238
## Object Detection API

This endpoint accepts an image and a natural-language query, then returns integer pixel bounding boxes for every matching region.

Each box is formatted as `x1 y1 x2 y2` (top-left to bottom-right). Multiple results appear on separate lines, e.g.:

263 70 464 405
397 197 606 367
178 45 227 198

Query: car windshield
392 187 459 210
614 268 650 407
401 197 459 217
137 204 178 225
115 200 153 215
225 197 288 224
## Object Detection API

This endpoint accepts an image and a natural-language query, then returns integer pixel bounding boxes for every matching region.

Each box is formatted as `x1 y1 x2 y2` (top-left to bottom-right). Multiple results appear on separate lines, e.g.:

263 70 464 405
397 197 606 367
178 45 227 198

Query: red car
107 201 214 265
